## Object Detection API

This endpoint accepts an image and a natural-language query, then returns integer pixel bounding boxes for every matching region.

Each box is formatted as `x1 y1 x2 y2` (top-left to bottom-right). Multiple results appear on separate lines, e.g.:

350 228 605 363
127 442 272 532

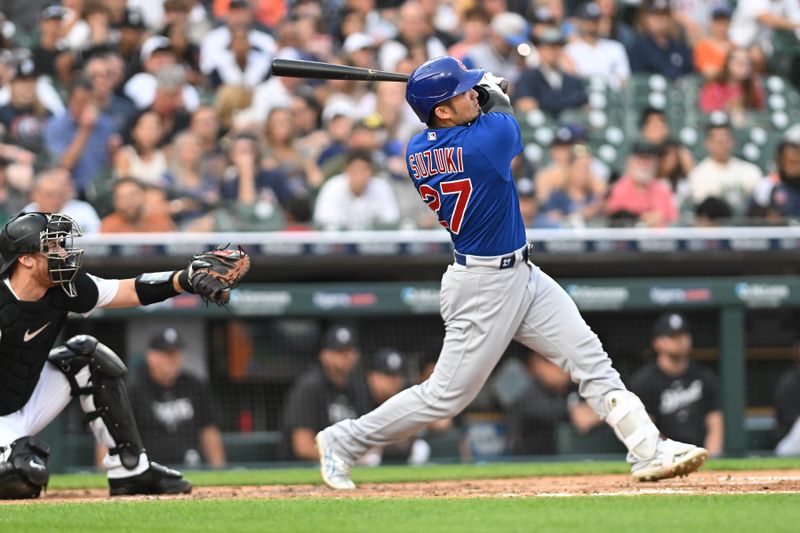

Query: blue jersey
406 112 526 256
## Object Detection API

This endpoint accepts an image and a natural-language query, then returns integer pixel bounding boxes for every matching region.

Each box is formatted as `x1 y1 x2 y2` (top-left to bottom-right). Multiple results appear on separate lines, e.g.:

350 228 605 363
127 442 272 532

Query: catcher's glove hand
186 245 250 306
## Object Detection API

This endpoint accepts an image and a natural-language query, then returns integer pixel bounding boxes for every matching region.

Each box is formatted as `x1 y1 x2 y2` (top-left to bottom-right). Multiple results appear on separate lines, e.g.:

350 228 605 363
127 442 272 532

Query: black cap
712 6 732 19
149 327 185 351
40 4 66 21
577 2 602 20
630 140 661 157
120 8 146 30
322 325 358 351
536 27 566 46
653 313 690 338
14 58 36 80
372 348 406 376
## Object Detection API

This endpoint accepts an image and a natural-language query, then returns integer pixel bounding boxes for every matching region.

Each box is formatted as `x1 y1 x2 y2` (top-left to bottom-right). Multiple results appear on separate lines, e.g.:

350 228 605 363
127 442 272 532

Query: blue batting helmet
405 57 484 123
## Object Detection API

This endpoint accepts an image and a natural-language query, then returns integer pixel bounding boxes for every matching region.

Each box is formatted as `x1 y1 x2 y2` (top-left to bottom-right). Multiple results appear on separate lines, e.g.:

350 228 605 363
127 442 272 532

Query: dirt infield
3 469 800 504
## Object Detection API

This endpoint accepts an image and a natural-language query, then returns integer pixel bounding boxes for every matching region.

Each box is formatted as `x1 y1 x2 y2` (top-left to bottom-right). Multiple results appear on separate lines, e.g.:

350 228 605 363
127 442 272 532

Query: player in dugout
0 212 248 499
315 57 709 490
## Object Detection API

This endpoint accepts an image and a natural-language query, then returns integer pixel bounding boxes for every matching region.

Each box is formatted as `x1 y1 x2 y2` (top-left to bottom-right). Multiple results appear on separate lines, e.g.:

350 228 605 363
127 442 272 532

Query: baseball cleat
316 431 356 490
109 462 192 496
631 439 709 482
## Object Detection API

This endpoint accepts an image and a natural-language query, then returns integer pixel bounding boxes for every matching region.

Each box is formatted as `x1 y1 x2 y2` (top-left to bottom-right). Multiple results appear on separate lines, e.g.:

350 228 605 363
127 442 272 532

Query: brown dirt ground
3 469 800 504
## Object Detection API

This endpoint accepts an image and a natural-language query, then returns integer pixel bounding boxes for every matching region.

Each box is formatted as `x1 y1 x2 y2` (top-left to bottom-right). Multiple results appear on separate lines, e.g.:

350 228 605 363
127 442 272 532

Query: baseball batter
0 212 247 499
316 56 708 489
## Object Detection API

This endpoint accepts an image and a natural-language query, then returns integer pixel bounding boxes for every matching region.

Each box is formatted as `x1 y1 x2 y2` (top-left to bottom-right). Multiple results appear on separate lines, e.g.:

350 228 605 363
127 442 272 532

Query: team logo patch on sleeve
428 132 437 141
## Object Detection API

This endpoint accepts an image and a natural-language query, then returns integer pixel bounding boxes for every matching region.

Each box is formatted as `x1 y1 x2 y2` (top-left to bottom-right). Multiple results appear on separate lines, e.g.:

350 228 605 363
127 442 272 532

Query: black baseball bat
271 59 409 82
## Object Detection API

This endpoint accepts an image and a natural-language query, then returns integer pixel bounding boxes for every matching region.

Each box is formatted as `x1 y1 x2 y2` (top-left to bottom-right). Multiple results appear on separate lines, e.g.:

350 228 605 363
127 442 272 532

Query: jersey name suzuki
406 113 526 256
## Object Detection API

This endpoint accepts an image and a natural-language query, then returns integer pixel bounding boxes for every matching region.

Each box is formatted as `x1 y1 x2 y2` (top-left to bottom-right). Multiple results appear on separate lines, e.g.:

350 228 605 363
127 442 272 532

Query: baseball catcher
0 212 248 499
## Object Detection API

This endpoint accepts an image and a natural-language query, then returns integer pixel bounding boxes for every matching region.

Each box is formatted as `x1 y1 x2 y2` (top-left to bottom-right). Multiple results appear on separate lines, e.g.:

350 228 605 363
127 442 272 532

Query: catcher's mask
0 212 85 297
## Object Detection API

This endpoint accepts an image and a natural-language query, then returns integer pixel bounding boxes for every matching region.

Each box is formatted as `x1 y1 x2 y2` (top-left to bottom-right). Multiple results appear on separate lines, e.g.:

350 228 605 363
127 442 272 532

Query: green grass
47 456 800 490
1 495 798 533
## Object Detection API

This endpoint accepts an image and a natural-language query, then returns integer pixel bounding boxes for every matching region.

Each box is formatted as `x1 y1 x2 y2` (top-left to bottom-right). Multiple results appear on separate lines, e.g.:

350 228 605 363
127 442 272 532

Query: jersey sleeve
471 113 523 178
70 273 120 316
281 380 322 432
629 366 660 418
700 366 721 414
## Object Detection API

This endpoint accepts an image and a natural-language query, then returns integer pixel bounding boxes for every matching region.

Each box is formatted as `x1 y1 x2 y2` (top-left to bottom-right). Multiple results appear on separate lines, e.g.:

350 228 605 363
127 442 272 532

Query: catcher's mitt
187 245 250 305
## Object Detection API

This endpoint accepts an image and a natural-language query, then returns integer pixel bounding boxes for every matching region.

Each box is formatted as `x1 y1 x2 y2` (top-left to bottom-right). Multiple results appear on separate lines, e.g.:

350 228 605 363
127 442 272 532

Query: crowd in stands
2 0 800 231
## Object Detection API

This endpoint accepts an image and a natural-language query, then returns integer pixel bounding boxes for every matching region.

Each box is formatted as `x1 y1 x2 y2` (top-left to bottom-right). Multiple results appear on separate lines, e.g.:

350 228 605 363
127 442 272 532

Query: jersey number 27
419 178 473 234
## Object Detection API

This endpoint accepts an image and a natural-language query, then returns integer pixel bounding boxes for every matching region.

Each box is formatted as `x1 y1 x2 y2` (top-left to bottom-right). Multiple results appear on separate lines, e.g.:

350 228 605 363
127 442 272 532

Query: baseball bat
271 58 409 82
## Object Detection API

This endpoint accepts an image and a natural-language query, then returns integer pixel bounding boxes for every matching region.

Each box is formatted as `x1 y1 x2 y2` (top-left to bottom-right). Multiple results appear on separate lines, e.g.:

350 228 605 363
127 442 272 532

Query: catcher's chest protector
0 273 98 416
0 284 69 416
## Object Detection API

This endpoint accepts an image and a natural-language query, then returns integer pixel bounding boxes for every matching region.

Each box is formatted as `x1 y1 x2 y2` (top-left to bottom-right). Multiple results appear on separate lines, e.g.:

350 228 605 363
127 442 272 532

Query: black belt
454 244 530 269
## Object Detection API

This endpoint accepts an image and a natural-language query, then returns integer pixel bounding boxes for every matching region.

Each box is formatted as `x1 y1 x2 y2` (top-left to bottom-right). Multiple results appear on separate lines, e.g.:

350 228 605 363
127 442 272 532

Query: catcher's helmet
0 212 84 296
405 56 484 123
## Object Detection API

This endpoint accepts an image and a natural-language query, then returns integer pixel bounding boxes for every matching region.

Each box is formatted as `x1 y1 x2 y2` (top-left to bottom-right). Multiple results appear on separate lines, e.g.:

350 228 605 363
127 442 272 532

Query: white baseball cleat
316 431 356 490
631 438 709 482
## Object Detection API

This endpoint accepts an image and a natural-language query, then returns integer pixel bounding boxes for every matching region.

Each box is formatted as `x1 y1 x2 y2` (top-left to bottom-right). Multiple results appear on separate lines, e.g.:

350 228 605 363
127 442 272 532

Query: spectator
160 7 203 87
32 4 72 85
628 0 694 81
100 177 177 232
126 328 226 467
43 78 118 196
146 65 194 143
765 140 800 219
377 1 447 72
669 0 728 45
688 116 763 216
699 47 765 123
216 133 290 231
517 177 539 228
775 340 800 456
190 105 223 156
213 0 285 32
513 28 588 117
283 192 314 231
83 54 137 134
657 140 694 214
694 196 733 226
360 348 431 466
630 313 724 457
161 0 213 47
448 6 491 61
638 106 695 170
605 140 678 227
233 59 296 130
124 36 200 112
0 59 50 157
728 0 800 69
750 137 800 218
0 158 32 223
507 351 602 455
60 0 112 53
564 2 631 91
261 107 325 193
538 145 606 228
117 8 148 80
23 168 101 233
342 32 378 70
694 6 734 80
208 27 271 89
278 325 372 461
534 125 607 204
199 0 277 77
163 132 220 230
314 149 400 230
595 0 637 51
465 11 529 83
113 110 169 187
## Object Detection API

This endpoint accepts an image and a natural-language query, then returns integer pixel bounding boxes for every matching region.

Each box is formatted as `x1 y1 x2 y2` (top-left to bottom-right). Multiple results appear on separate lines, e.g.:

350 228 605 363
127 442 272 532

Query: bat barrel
271 59 408 82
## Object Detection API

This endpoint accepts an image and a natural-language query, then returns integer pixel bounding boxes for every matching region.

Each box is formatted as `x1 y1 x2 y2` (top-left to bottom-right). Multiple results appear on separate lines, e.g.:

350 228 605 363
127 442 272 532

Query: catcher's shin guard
0 437 50 499
49 335 146 470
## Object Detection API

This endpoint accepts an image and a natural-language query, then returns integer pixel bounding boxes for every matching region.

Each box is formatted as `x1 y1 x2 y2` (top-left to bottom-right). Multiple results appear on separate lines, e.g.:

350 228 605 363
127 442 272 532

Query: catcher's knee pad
604 390 659 460
0 437 50 499
49 335 145 470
